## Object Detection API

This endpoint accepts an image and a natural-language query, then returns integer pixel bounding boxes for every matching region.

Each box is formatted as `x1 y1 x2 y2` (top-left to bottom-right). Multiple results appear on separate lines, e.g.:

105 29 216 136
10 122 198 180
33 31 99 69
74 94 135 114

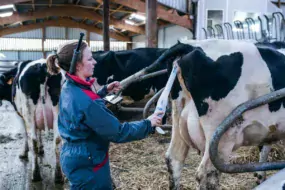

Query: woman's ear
76 62 82 72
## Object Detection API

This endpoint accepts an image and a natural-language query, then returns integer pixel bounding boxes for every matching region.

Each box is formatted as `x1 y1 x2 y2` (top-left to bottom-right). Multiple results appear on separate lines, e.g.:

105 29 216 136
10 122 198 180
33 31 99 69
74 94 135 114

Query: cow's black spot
47 73 62 106
19 63 47 105
178 48 243 116
256 46 285 112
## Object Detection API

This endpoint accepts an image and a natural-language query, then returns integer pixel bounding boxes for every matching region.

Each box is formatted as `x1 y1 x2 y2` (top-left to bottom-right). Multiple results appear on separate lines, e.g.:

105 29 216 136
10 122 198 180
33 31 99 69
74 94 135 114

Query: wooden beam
86 31 90 46
0 18 130 41
0 0 30 6
112 0 192 29
146 0 157 48
103 0 110 51
127 42 132 50
65 27 68 39
0 6 144 34
278 0 281 8
42 27 46 58
32 0 35 11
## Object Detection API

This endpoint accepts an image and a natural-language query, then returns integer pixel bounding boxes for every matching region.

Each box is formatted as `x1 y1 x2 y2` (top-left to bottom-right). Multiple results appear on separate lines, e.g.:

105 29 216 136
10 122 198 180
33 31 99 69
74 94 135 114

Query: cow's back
17 59 47 105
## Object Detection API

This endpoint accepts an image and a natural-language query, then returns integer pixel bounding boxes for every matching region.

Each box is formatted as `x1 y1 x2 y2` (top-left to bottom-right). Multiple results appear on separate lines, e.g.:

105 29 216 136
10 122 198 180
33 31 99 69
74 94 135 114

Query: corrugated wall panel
158 0 187 13
0 61 18 74
90 32 103 41
0 51 18 60
44 39 73 51
0 38 42 51
132 25 193 49
3 29 43 39
46 27 66 39
90 41 127 51
68 28 87 40
19 52 43 60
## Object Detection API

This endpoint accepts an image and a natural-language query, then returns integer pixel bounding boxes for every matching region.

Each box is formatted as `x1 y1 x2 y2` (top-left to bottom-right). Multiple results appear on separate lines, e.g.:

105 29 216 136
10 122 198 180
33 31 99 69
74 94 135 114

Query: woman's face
77 47 97 78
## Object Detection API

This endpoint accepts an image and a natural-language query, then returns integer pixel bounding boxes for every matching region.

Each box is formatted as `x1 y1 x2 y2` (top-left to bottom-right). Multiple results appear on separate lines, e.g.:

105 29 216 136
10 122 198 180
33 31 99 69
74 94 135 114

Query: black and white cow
92 48 169 101
163 39 285 189
9 59 64 183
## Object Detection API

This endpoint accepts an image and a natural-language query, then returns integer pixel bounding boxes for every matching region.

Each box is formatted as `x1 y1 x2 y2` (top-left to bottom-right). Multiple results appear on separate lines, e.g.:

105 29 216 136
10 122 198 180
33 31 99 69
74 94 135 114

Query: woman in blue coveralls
47 40 163 190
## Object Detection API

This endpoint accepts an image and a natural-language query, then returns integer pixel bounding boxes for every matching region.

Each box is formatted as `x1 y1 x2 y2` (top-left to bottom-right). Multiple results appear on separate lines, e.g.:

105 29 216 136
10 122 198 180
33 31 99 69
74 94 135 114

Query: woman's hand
147 111 163 127
107 81 122 93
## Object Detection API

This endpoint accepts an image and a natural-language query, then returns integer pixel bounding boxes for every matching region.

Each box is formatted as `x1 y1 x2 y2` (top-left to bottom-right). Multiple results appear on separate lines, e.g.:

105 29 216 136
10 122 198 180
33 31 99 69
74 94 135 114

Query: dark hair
46 40 88 75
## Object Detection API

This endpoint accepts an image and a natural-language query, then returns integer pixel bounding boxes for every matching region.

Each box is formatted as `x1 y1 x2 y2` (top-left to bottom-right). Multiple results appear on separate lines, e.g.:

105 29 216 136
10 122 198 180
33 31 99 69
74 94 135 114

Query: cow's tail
40 78 49 136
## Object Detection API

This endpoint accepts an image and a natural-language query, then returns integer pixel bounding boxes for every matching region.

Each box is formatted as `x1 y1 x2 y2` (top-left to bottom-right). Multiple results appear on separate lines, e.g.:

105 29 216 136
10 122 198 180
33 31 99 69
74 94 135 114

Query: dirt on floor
0 100 283 190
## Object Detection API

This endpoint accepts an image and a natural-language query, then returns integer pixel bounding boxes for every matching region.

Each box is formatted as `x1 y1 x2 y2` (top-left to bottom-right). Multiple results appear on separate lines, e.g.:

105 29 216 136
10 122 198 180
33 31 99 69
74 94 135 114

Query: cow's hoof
38 148 44 156
32 171 42 182
54 166 64 184
19 153 28 160
254 172 266 185
54 176 64 184
54 172 64 184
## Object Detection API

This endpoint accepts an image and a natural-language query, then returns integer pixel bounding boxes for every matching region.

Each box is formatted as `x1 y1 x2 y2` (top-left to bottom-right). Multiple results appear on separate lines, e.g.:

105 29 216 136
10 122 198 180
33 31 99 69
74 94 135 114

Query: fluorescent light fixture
125 19 135 25
0 4 14 10
130 13 146 21
109 25 114 29
0 12 13 17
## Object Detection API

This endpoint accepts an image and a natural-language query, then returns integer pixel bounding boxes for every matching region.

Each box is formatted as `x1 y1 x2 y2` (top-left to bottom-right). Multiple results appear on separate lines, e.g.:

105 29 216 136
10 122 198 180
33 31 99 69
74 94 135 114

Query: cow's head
92 51 116 85
0 74 13 106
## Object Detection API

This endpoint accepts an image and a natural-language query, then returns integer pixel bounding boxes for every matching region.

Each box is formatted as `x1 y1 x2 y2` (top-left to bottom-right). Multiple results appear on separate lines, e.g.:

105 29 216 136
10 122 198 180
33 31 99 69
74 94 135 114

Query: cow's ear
177 40 181 44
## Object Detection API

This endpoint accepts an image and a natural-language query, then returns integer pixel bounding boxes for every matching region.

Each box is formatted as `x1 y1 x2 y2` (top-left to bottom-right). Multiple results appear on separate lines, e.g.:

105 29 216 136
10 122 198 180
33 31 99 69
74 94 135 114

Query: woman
47 41 163 190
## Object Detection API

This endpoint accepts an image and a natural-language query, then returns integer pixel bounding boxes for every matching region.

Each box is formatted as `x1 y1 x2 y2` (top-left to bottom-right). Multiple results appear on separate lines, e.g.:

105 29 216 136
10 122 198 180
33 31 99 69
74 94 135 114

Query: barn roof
0 0 192 41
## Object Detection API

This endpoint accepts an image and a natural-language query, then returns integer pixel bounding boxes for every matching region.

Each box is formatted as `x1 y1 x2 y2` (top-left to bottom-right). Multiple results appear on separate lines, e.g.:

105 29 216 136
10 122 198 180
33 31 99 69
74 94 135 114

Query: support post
103 0 110 51
146 0 157 48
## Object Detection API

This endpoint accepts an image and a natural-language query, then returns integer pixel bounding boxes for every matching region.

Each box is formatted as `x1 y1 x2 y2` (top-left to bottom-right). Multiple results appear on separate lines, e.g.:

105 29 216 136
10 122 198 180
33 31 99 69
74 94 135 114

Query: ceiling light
0 12 13 17
125 19 135 25
0 4 14 10
129 13 146 21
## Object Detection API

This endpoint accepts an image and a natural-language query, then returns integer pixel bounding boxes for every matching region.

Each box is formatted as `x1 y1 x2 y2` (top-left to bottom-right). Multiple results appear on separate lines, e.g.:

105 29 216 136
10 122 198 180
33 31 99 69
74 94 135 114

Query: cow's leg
24 99 41 181
37 130 44 156
165 100 189 190
196 130 235 190
52 105 64 184
254 145 271 184
18 114 29 160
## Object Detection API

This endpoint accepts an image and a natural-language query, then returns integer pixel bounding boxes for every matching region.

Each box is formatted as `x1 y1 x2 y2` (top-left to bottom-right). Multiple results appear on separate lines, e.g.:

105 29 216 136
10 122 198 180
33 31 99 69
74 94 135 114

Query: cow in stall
92 48 169 101
1 59 64 183
0 66 18 106
161 39 285 189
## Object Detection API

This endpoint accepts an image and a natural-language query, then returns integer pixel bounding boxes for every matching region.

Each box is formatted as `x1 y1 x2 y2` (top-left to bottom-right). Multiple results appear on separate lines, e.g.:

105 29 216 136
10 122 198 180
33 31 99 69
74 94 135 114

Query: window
207 10 223 28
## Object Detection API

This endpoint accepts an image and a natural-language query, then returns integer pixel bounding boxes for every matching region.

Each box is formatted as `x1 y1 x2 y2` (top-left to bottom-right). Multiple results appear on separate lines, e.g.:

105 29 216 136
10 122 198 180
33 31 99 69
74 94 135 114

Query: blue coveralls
58 73 154 190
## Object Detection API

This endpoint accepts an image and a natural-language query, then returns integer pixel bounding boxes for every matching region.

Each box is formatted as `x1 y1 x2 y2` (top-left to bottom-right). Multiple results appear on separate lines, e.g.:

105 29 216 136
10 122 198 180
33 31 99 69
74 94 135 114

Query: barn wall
132 25 193 49
158 0 188 13
0 27 125 60
196 0 282 39
4 29 43 39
